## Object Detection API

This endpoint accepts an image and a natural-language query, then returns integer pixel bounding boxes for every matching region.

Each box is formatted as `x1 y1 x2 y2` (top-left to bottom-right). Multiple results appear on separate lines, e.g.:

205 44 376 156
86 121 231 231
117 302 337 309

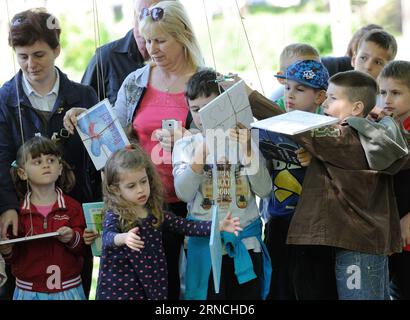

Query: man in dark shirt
81 0 159 104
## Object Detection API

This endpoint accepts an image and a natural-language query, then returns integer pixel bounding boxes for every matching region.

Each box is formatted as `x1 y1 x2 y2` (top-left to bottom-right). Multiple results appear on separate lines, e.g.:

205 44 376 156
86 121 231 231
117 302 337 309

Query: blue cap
275 60 329 90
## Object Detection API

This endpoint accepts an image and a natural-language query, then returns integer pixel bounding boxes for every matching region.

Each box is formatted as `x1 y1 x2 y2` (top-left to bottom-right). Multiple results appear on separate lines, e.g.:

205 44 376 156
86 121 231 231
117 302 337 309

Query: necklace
159 72 180 93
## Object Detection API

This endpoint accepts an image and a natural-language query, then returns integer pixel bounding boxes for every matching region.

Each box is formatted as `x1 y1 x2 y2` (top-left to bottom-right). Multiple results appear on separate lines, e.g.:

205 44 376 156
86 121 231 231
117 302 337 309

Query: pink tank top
33 203 54 218
133 84 188 203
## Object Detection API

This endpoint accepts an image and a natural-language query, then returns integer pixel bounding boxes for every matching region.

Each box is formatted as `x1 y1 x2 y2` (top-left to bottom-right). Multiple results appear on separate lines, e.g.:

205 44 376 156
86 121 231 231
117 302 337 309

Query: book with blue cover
76 98 130 170
82 202 104 257
257 129 302 165
209 205 222 294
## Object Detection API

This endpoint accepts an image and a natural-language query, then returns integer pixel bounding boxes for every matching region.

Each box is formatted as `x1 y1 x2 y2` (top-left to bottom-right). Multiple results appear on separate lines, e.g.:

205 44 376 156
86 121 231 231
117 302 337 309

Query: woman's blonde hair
139 0 204 70
11 136 75 198
103 144 164 231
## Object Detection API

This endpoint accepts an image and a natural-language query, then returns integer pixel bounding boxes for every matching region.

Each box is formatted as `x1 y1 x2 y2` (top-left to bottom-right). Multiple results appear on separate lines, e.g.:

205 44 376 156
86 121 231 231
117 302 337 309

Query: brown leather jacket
289 124 407 255
249 90 408 255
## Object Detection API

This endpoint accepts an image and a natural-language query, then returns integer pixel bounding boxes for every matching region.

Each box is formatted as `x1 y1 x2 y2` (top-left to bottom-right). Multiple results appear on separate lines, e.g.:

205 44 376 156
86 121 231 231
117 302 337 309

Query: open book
0 232 60 245
82 202 104 257
199 80 254 130
250 110 338 135
76 99 130 170
251 110 338 165
209 205 222 294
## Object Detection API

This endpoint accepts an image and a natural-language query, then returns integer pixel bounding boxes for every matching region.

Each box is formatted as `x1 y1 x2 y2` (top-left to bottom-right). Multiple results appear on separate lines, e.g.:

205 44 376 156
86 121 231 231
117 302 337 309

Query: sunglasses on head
139 7 164 21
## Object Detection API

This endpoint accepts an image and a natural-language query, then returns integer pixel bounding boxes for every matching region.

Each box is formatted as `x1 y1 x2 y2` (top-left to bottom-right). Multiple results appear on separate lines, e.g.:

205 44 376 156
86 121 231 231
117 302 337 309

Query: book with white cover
250 110 338 135
76 98 130 170
199 80 254 130
251 110 338 165
0 232 60 245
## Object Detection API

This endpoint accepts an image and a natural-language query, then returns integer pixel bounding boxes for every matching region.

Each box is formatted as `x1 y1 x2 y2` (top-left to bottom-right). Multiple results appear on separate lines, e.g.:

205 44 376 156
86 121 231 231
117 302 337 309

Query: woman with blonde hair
64 0 204 299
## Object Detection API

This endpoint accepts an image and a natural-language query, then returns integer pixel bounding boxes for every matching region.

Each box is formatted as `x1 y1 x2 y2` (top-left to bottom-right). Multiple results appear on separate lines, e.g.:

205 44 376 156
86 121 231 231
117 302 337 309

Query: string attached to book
6 0 34 237
92 0 106 101
79 117 119 157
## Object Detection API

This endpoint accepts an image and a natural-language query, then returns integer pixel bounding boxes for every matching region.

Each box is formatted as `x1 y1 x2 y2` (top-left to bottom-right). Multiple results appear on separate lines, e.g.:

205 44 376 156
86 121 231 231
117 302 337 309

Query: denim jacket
112 64 150 128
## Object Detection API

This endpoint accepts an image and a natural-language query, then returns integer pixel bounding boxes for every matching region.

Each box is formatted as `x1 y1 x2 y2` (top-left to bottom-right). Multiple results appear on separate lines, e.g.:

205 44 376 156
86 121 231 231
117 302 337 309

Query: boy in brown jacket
287 70 408 300
249 70 408 299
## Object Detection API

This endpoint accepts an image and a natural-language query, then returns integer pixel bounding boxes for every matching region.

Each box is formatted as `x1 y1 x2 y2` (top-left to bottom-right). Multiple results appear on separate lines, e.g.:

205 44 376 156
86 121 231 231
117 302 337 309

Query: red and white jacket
4 189 86 293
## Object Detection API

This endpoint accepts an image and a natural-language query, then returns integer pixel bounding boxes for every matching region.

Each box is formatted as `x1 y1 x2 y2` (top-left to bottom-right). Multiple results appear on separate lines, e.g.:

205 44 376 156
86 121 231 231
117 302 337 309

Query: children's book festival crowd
1 0 410 302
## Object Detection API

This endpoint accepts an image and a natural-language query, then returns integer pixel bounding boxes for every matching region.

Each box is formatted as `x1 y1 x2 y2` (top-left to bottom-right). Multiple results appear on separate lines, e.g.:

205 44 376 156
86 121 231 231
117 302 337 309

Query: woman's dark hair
9 8 61 49
11 136 75 198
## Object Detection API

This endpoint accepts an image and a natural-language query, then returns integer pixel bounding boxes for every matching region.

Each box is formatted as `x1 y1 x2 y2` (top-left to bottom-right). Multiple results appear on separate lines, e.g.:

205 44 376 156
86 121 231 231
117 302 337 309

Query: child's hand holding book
83 229 99 245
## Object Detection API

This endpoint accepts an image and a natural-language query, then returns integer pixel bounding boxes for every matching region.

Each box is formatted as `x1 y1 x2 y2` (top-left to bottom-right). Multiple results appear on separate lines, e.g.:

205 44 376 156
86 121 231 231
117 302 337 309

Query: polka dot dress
96 210 211 300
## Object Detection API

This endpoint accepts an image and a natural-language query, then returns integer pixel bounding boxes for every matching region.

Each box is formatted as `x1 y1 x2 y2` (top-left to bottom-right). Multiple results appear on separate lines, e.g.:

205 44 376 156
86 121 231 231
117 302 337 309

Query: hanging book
250 110 338 135
199 80 254 131
76 99 130 170
251 110 338 165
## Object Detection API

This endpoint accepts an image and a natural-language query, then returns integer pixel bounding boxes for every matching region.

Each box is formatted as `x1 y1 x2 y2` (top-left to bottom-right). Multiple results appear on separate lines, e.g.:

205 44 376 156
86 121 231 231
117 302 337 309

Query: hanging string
202 0 217 72
5 0 25 149
234 0 265 96
5 0 33 236
92 0 106 101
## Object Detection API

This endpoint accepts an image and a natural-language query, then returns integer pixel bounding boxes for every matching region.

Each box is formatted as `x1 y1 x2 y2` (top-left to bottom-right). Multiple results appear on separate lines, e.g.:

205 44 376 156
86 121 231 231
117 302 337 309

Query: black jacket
81 29 146 105
0 68 100 213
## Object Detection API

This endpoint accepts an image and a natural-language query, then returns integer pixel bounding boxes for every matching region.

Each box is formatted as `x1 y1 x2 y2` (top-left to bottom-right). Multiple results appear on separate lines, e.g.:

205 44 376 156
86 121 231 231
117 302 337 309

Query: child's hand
219 212 243 236
124 227 145 252
400 213 410 247
230 123 252 159
57 227 74 244
83 229 99 246
296 148 312 167
191 141 210 174
0 243 13 255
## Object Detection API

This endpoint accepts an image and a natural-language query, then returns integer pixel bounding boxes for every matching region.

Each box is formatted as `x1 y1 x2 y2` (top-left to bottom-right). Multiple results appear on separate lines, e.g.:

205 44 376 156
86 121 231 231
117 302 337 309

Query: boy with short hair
172 69 272 300
378 60 410 299
262 60 331 300
287 70 407 300
270 43 321 110
352 29 397 80
275 60 328 114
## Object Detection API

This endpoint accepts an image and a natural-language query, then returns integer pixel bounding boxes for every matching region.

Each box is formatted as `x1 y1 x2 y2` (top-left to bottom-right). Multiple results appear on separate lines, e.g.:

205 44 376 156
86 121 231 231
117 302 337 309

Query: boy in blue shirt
260 60 336 300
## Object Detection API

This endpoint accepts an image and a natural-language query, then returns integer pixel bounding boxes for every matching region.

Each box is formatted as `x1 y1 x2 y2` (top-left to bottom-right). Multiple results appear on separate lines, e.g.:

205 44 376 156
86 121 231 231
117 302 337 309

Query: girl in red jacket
0 136 86 300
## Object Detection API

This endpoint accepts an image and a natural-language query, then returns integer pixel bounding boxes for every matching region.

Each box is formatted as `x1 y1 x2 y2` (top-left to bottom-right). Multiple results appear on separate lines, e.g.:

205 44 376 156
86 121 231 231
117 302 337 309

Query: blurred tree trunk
329 0 352 56
403 0 410 38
